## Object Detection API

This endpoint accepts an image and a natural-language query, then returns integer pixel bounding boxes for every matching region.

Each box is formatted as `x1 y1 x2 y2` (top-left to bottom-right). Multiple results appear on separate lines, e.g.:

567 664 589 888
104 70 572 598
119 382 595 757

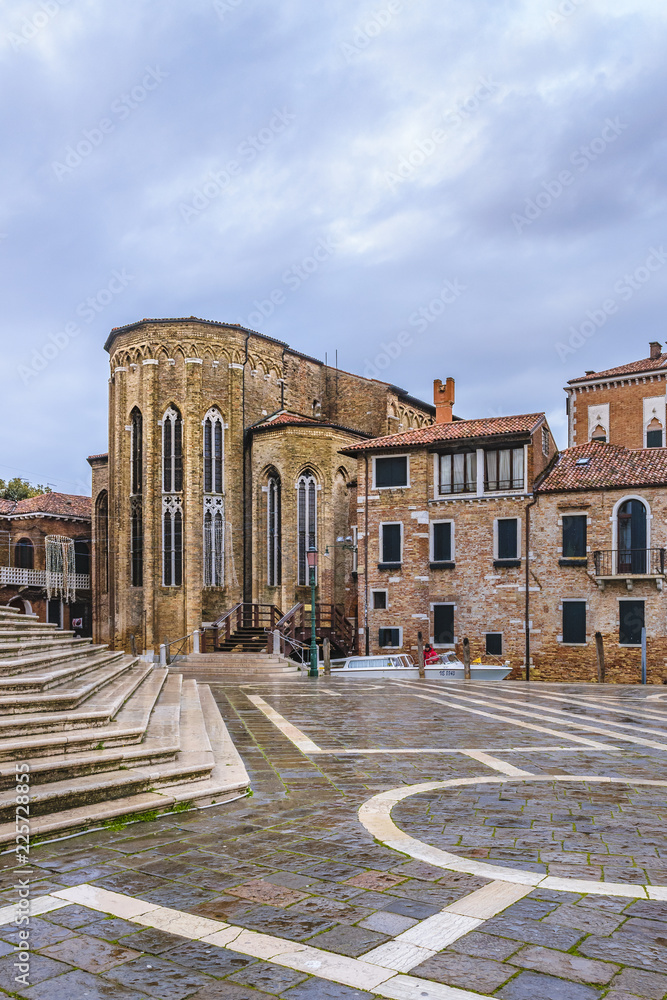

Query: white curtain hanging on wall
45 535 76 603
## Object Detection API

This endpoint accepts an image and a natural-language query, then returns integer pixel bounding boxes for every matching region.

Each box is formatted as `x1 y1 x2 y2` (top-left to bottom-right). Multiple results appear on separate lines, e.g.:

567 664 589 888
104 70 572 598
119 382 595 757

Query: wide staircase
0 605 249 848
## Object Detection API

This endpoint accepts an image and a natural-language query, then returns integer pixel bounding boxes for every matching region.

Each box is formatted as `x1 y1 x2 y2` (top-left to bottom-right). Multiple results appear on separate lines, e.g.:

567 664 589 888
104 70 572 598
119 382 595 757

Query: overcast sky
2 0 666 494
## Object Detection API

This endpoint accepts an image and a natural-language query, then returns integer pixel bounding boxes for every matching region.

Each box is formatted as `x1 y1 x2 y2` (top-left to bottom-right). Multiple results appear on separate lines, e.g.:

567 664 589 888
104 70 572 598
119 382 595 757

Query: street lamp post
307 545 319 677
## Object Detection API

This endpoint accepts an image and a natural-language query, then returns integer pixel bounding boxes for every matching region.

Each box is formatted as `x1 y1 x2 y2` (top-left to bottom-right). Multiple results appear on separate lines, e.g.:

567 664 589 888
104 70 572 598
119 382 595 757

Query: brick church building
88 317 434 654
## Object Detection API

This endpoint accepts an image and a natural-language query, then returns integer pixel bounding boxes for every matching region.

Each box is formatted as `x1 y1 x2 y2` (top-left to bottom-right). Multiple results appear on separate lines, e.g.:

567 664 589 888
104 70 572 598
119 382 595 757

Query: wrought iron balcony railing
593 549 665 577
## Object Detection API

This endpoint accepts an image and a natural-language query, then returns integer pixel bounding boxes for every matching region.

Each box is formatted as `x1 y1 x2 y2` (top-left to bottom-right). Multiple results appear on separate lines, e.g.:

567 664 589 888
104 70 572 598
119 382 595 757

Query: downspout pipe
242 334 250 603
525 493 538 682
364 452 370 656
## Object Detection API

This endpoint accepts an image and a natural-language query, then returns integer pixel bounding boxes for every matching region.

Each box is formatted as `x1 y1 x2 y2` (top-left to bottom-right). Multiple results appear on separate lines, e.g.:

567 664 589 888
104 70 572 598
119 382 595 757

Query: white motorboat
327 651 511 680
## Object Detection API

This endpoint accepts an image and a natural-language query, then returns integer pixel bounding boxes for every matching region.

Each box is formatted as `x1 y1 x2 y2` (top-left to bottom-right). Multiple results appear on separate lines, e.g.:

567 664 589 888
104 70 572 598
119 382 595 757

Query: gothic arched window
203 503 224 587
130 407 142 495
163 497 183 587
203 409 224 494
267 473 281 587
95 491 108 593
297 471 317 586
15 538 33 569
162 406 183 493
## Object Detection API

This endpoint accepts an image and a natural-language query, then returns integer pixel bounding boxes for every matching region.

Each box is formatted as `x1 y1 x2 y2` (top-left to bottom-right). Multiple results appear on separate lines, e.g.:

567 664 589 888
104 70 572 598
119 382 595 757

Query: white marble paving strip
133 905 229 938
52 883 160 918
648 886 667 901
0 895 70 926
363 940 437 972
396 911 481 950
445 880 533 919
246 695 323 753
504 688 667 726
376 974 494 999
460 750 534 776
420 685 667 754
410 692 612 749
271 944 394 991
541 876 646 898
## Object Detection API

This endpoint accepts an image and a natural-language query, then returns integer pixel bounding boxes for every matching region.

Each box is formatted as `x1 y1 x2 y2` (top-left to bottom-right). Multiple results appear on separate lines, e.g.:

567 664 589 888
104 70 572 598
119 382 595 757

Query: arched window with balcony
617 498 648 574
14 538 34 569
95 491 108 593
267 471 281 587
162 405 183 493
296 471 317 586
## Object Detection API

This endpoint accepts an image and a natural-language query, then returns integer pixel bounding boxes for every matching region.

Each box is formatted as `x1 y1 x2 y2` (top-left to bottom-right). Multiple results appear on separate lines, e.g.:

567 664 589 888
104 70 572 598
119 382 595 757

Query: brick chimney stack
434 377 455 424
650 341 662 360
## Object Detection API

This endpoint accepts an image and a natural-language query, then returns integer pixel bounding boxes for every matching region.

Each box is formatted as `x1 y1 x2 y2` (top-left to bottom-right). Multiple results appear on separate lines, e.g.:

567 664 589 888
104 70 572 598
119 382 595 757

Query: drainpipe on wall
242 333 250 603
364 453 370 656
525 493 538 681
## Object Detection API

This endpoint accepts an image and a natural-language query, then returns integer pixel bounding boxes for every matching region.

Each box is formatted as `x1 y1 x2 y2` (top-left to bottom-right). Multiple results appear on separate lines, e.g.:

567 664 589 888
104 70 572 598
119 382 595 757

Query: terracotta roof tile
341 413 544 453
0 499 14 515
568 353 667 384
255 411 320 428
537 441 667 493
10 493 91 519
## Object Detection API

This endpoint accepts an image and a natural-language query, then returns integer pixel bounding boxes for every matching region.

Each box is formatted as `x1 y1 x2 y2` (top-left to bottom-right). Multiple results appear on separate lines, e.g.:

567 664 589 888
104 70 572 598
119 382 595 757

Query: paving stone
625 900 667 922
104 955 215 999
380 897 441 919
413 950 515 991
42 903 106 929
305 923 388 957
188 984 276 1000
19 968 153 999
579 933 667 975
83 917 143 941
227 959 309 993
279 979 379 999
357 911 418 935
227 879 308 907
481 915 585 950
0 951 72 991
497 970 604 1000
0 917 72 949
509 945 618 985
449 930 522 961
40 933 142 973
159 941 256 977
543 903 624 936
344 872 405 891
611 967 667 998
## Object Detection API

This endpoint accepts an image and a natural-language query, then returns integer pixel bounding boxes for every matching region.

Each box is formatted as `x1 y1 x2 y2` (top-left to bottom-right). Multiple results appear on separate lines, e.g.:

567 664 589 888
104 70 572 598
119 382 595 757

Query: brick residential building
0 493 92 634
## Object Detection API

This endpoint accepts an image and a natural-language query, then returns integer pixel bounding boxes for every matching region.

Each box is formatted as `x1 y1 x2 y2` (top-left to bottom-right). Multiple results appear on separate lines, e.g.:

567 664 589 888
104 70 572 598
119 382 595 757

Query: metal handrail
593 548 666 576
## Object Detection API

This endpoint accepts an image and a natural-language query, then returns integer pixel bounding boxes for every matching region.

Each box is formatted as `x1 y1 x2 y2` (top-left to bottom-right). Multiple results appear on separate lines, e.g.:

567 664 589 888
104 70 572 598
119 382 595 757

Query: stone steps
170 652 300 680
0 609 250 845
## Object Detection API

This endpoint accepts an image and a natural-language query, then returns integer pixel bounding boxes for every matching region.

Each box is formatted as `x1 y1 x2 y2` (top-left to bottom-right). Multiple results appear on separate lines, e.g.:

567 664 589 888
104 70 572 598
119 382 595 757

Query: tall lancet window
163 405 183 493
162 405 183 587
297 471 317 586
130 408 143 586
203 408 225 587
267 472 281 587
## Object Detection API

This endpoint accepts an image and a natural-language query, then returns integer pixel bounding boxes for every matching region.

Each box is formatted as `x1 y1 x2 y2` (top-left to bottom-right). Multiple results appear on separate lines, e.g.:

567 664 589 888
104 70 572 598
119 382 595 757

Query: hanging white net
45 535 76 603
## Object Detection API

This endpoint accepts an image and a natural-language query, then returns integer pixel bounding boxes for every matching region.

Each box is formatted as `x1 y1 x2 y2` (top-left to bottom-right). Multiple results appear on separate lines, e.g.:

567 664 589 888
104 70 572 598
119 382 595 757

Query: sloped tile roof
0 499 14 515
341 413 544 453
569 353 667 384
9 493 91 519
255 411 320 428
537 441 667 493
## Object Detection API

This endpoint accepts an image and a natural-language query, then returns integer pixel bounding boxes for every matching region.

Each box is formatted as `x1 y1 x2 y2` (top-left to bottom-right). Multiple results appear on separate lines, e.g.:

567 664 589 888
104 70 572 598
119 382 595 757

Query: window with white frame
374 455 409 488
485 447 524 492
379 627 401 647
433 604 455 645
562 600 586 644
297 471 317 585
496 518 520 561
380 522 402 566
372 589 388 610
439 451 476 495
267 472 281 587
431 521 453 563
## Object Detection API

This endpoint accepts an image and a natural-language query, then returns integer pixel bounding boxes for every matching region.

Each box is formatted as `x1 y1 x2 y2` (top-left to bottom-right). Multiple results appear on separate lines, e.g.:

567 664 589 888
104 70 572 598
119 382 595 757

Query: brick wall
568 373 667 449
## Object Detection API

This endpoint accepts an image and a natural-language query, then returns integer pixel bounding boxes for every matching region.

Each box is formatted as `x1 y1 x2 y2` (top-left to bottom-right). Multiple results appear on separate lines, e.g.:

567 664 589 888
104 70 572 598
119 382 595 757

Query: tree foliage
0 478 51 501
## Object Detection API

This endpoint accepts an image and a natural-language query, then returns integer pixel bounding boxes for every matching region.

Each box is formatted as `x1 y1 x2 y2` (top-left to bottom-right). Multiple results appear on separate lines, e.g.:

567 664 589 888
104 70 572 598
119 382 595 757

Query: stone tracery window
162 406 183 586
267 472 281 587
203 408 225 587
130 409 143 586
297 471 317 586
203 408 224 493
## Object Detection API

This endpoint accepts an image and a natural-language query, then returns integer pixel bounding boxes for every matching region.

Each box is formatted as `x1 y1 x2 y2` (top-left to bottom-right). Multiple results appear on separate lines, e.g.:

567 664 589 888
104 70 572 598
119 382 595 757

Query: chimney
650 341 662 360
434 377 455 424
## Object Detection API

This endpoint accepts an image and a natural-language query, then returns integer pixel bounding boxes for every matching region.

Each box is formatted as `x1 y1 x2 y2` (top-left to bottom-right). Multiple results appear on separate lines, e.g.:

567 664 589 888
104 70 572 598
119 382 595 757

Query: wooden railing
202 601 356 656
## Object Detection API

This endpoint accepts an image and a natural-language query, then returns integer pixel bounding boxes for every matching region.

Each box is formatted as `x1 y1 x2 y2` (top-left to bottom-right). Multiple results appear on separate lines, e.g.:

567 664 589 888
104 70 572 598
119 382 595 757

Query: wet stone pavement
1 679 667 999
